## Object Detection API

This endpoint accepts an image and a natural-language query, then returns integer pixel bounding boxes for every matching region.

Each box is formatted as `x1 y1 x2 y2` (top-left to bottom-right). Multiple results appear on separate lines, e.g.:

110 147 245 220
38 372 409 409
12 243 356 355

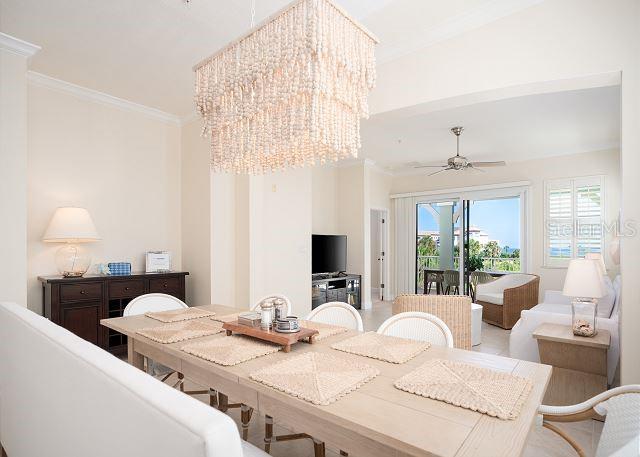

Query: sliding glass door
415 187 526 297
415 198 464 294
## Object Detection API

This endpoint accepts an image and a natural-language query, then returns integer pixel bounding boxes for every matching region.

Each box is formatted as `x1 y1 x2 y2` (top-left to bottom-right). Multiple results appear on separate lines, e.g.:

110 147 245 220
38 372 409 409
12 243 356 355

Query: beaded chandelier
194 0 378 174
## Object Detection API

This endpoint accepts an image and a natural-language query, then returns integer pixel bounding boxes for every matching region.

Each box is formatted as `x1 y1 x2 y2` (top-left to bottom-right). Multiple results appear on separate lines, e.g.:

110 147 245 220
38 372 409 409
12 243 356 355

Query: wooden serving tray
222 321 319 353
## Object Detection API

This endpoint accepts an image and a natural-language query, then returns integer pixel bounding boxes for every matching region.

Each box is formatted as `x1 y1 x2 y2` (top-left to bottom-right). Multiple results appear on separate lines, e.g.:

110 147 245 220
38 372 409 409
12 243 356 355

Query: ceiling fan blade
469 161 506 167
413 165 448 169
467 165 486 172
428 167 451 177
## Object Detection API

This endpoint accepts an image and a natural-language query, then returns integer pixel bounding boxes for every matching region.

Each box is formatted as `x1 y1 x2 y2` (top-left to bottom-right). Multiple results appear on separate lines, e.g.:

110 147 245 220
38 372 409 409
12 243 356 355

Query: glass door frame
413 183 531 295
414 196 466 294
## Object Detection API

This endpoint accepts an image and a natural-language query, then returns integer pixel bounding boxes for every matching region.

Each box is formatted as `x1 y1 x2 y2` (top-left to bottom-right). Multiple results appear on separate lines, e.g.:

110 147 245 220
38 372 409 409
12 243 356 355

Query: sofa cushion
476 292 503 305
597 276 616 318
611 275 622 318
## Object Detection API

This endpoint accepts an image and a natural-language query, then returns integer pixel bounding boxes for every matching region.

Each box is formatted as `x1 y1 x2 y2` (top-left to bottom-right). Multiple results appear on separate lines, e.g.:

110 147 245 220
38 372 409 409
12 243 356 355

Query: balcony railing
416 255 521 290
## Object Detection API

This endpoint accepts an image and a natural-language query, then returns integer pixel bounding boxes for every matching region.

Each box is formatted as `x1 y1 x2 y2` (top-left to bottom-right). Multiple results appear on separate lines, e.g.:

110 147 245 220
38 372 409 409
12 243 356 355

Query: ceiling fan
414 126 506 176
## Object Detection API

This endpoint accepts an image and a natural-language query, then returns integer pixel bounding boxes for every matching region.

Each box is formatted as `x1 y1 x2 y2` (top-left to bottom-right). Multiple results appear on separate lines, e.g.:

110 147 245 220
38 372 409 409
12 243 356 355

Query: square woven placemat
181 335 280 366
331 331 430 364
137 319 223 344
249 352 379 405
299 320 349 341
145 307 215 323
394 359 533 420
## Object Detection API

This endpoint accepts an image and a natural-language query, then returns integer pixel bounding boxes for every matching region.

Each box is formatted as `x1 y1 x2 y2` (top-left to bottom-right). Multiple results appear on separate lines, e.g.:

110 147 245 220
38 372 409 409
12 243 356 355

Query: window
544 176 604 267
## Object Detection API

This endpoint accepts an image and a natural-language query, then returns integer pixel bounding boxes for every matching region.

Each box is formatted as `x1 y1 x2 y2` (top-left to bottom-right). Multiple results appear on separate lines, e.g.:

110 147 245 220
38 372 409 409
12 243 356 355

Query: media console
311 273 361 310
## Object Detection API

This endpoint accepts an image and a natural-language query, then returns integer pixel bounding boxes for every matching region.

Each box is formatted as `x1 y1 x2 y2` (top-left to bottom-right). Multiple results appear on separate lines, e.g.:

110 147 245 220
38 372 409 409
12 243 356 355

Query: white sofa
0 302 268 457
509 276 621 384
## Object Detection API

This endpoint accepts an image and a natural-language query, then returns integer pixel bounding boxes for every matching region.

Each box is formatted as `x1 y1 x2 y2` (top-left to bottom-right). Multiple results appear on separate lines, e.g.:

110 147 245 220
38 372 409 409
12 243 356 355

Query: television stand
311 273 361 310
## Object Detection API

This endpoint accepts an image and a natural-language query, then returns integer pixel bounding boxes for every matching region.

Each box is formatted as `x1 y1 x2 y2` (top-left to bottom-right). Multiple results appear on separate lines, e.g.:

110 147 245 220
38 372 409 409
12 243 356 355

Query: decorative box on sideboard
38 271 189 355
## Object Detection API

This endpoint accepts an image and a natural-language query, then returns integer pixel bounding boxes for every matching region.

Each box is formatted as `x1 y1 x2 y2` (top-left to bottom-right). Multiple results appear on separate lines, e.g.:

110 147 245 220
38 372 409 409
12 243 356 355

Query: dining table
101 304 551 457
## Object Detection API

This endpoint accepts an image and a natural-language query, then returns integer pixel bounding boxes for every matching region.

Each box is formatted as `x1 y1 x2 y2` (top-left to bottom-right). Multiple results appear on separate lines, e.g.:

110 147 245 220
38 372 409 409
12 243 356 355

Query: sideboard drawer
109 280 145 298
60 282 103 302
149 277 181 296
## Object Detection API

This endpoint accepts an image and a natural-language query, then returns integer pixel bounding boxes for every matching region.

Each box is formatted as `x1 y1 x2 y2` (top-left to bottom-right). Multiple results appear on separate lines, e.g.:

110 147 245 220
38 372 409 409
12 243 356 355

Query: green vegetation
416 235 520 273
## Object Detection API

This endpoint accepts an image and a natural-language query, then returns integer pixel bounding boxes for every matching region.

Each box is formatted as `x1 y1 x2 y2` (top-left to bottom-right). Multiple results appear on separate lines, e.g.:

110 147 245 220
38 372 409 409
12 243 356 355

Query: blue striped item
108 262 131 276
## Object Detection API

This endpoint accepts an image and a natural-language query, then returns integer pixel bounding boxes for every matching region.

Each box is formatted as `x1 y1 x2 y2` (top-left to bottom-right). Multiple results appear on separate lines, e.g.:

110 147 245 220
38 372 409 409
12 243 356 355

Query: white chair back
124 293 187 316
595 392 640 457
377 312 454 347
252 294 292 316
305 302 364 331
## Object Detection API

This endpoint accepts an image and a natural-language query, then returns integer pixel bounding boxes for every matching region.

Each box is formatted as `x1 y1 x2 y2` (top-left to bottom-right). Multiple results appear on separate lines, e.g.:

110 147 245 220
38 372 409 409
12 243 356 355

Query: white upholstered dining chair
305 301 364 331
377 311 454 348
123 293 214 402
538 385 640 457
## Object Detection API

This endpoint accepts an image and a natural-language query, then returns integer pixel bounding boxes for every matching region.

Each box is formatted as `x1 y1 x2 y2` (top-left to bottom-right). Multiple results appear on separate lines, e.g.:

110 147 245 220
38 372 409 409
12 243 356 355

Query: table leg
226 330 232 336
241 404 254 440
284 345 291 353
127 340 144 370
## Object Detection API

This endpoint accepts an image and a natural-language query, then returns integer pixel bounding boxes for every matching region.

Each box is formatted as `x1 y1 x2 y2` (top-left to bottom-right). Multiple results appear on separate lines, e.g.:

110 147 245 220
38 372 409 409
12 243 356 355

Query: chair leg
340 451 348 456
313 439 325 457
218 392 229 412
264 415 273 453
543 421 586 457
209 388 218 408
178 372 185 392
241 404 254 441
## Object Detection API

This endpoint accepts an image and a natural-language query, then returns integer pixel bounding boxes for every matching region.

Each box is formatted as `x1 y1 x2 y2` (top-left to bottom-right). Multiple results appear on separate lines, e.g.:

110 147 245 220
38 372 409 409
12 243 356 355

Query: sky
418 197 520 248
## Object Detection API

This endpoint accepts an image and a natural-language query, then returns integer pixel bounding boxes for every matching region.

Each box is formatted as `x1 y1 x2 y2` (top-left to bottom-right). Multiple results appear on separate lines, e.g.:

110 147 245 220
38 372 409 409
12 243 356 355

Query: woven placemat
137 319 223 344
211 312 242 323
394 359 533 420
181 335 280 366
299 320 349 341
145 307 215 323
249 352 379 405
331 331 430 364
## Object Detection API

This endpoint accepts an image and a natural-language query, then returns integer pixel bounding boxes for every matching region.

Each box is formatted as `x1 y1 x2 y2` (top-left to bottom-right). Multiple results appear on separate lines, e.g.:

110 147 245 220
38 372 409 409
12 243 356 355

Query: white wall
390 149 621 294
27 84 182 312
312 165 339 234
249 170 312 316
180 119 211 306
0 41 30 306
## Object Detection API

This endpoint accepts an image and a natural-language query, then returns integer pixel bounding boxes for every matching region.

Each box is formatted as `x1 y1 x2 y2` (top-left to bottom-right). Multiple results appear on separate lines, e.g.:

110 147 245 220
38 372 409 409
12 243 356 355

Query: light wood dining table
101 304 551 457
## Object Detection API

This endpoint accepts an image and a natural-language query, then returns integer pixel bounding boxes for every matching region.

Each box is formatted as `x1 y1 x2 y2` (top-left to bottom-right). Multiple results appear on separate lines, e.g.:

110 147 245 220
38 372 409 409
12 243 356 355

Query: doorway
370 209 388 301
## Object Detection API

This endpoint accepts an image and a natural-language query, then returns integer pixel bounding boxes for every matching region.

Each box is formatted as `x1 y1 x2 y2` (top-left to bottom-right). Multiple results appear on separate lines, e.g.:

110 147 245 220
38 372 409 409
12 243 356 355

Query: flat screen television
312 235 347 274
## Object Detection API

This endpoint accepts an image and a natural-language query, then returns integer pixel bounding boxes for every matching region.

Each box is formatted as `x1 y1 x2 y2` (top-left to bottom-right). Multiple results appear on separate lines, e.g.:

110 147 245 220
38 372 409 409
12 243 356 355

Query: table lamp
42 207 101 277
562 258 605 337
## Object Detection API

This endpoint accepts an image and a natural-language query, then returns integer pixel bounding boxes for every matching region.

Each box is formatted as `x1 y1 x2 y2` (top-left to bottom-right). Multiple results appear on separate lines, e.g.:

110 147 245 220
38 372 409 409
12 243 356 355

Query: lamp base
571 298 598 337
55 244 91 278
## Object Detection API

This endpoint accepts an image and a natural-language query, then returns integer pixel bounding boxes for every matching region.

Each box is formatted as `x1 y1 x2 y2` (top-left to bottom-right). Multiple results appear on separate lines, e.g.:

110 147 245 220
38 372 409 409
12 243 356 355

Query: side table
533 323 610 406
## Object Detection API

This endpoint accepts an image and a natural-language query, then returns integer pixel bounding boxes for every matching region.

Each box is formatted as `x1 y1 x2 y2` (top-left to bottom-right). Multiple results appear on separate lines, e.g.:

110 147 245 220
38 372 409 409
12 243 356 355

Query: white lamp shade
42 207 100 243
585 252 606 277
562 259 606 298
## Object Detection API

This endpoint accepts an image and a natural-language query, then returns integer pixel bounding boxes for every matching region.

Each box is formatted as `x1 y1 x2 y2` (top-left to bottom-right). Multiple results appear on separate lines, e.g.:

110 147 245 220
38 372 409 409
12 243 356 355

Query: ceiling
0 0 540 117
360 85 621 172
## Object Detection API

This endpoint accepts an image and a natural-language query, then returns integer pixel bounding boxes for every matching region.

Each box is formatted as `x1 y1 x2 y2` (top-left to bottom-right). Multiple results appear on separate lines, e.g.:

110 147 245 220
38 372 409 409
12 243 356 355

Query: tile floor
183 299 603 456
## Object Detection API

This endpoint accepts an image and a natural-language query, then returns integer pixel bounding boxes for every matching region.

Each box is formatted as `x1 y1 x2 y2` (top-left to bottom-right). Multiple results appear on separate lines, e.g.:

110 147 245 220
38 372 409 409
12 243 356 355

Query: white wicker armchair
538 385 640 456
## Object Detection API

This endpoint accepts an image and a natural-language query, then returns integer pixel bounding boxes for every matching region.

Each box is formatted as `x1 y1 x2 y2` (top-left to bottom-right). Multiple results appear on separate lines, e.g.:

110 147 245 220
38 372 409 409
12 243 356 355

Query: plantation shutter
544 177 604 267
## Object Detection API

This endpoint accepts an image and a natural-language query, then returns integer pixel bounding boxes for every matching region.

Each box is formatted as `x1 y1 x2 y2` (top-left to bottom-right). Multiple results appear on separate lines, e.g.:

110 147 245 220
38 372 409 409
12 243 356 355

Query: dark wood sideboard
38 271 189 355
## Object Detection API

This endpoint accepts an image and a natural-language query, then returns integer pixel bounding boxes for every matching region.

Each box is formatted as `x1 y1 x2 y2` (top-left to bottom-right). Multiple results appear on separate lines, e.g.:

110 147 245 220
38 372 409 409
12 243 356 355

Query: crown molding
27 71 181 124
0 32 41 58
180 111 200 125
378 0 545 64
